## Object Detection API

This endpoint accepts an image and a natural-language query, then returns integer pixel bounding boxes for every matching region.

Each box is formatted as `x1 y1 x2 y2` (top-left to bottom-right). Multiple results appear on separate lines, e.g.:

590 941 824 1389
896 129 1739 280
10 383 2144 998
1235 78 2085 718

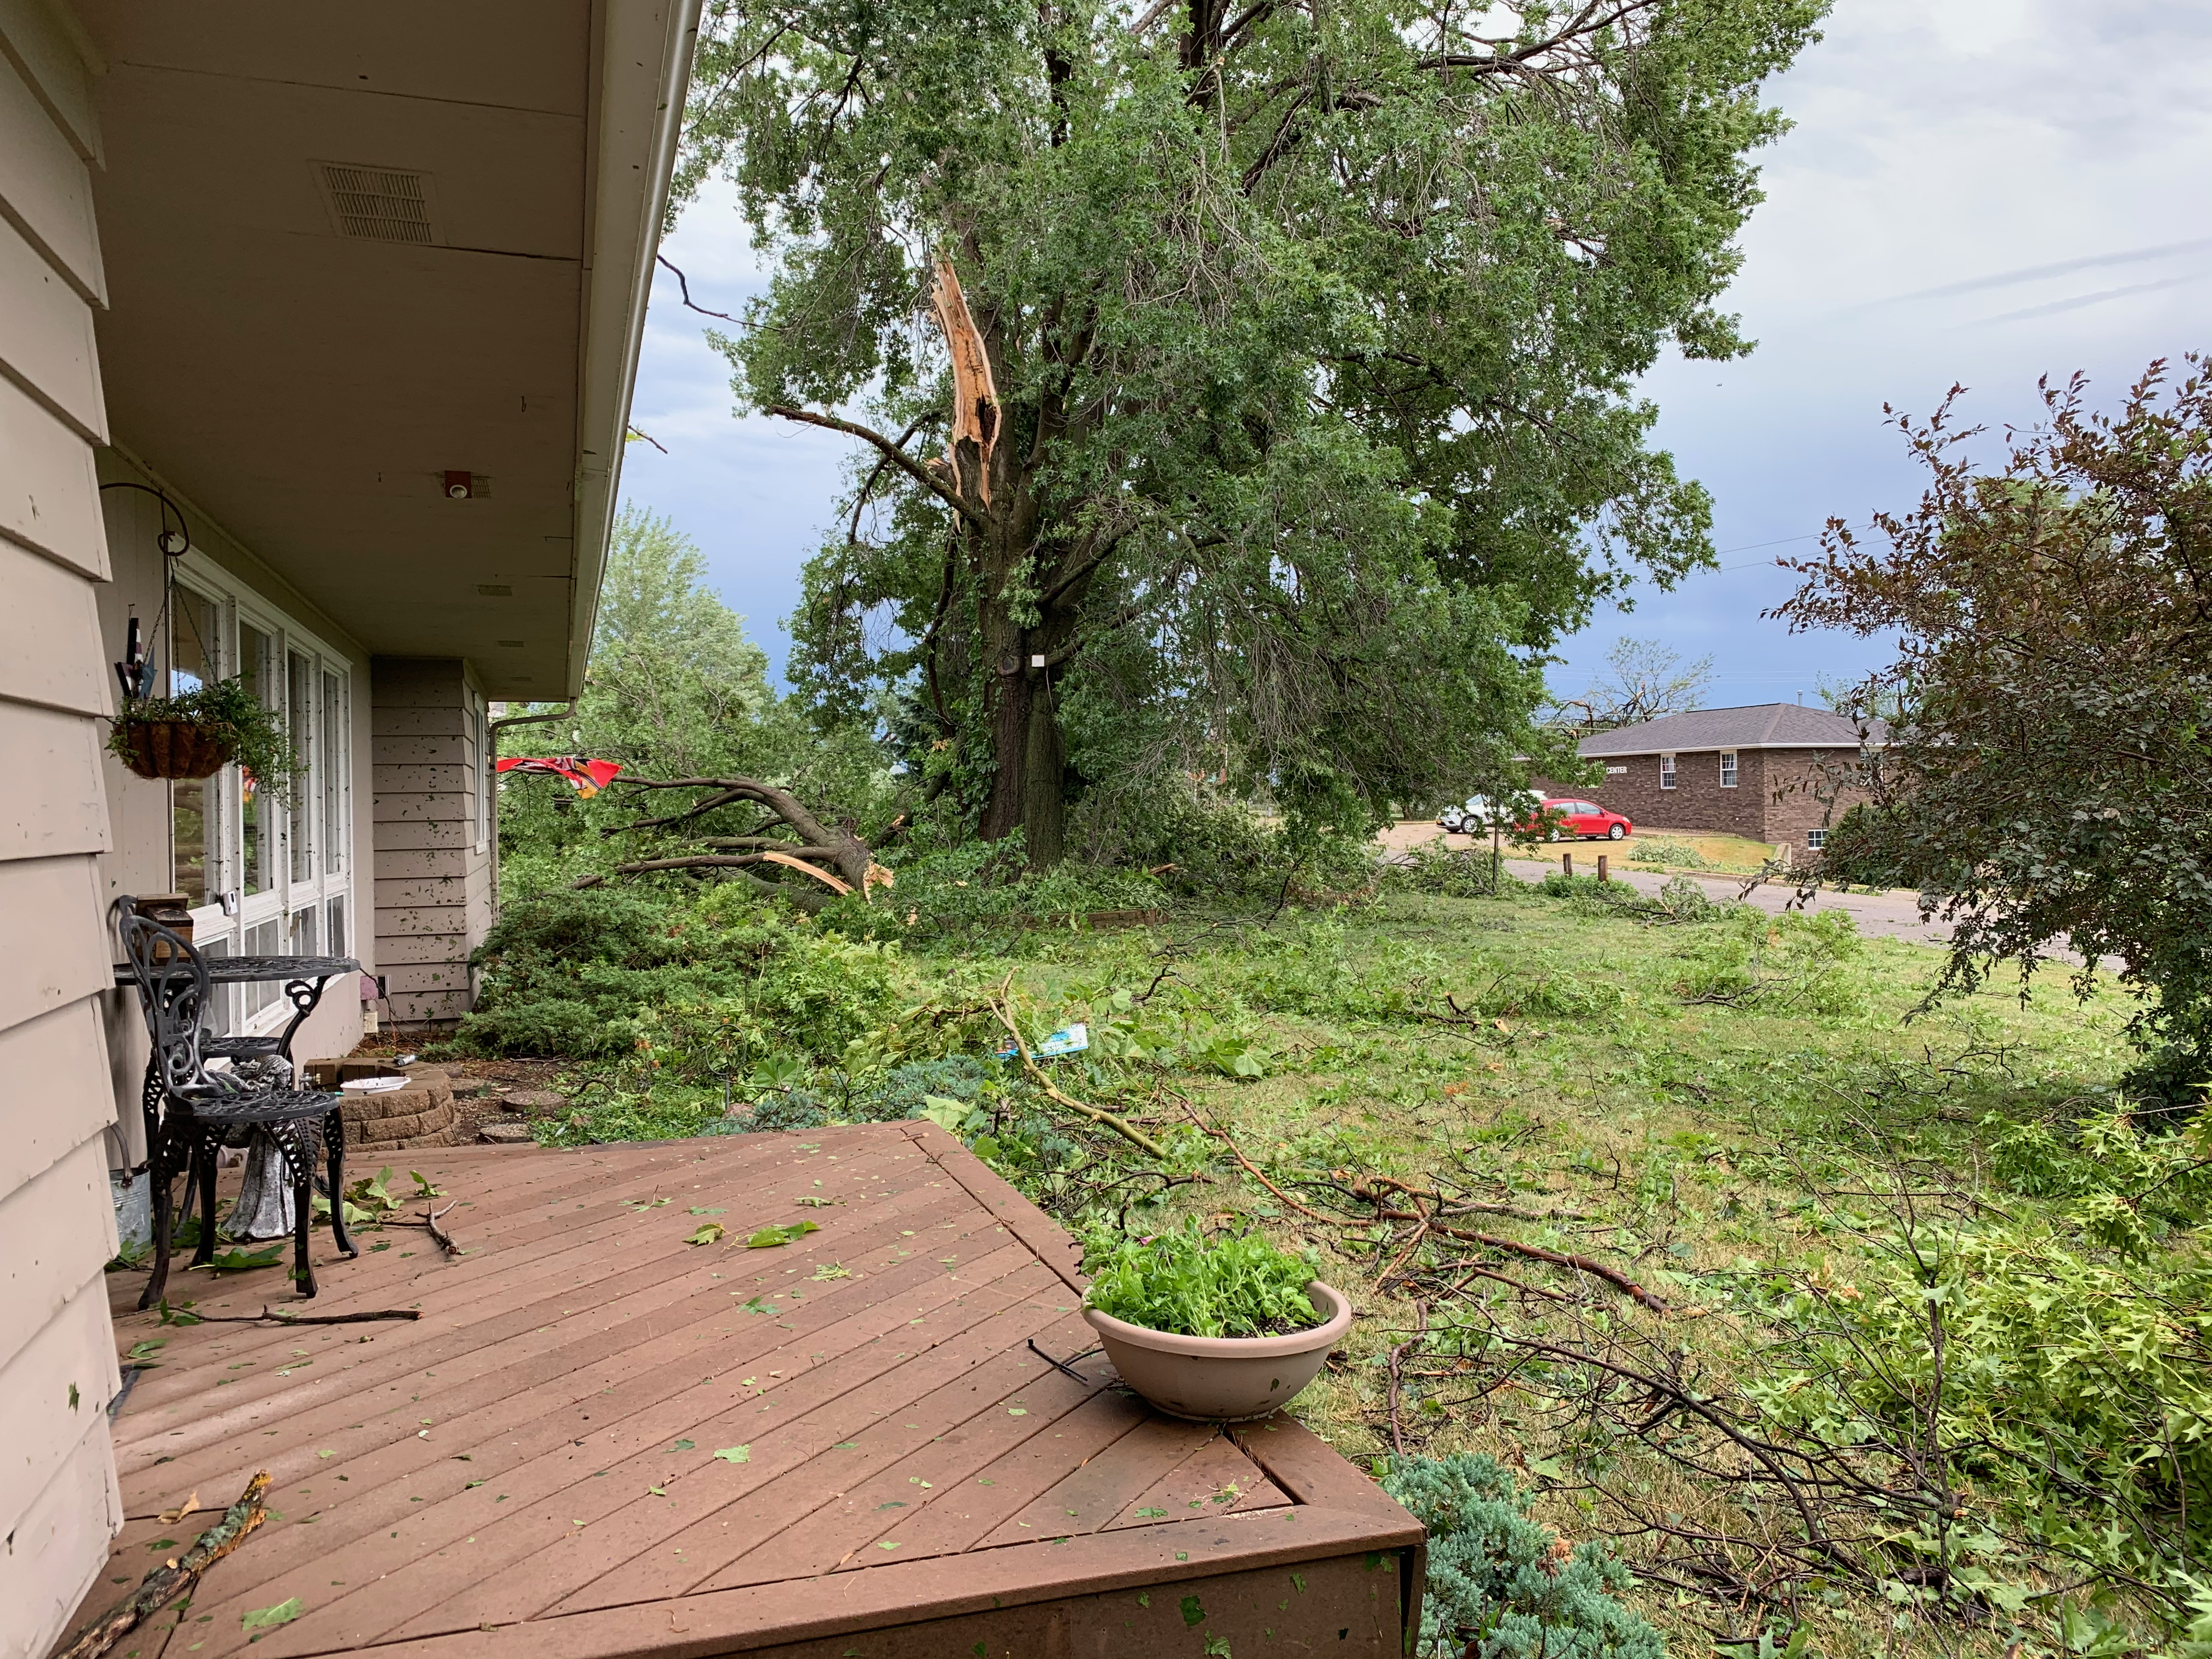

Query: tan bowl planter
1082 1280 1352 1422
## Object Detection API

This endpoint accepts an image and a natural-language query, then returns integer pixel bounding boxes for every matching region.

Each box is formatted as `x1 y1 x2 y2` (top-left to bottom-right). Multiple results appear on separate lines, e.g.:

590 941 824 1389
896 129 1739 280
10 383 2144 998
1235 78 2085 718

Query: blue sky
618 0 2212 708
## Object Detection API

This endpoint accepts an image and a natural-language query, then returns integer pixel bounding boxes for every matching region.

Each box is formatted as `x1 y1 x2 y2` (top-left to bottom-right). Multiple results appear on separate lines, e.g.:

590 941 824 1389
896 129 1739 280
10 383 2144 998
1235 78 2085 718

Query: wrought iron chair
118 909 356 1304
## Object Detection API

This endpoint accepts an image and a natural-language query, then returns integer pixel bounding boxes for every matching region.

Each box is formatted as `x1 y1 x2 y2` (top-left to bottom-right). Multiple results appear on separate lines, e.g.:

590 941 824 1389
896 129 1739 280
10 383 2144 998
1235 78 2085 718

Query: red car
1528 797 1632 841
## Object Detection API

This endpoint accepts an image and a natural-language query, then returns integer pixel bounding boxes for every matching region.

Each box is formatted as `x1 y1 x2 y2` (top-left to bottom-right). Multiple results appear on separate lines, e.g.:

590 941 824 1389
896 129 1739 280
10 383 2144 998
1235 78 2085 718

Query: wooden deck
80 1122 1422 1659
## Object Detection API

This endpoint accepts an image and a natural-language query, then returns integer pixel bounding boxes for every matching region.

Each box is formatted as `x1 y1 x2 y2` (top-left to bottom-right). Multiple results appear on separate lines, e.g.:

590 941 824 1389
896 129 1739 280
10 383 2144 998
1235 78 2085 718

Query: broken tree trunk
930 254 1000 504
578 775 881 910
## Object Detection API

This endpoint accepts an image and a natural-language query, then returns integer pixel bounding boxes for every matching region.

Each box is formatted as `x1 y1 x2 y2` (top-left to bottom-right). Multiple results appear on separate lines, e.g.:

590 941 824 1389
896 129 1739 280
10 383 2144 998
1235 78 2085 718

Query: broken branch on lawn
989 981 1170 1160
56 1470 270 1659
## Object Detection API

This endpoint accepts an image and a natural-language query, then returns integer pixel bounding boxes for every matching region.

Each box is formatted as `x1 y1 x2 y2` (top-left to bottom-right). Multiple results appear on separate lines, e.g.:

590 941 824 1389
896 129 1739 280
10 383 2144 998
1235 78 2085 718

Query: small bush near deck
1382 1454 1666 1659
1084 1220 1321 1338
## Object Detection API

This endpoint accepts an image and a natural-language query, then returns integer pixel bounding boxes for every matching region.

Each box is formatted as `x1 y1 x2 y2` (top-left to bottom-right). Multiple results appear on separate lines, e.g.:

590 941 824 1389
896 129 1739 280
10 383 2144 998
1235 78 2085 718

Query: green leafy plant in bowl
1085 1221 1322 1337
1081 1222 1350 1421
111 675 300 798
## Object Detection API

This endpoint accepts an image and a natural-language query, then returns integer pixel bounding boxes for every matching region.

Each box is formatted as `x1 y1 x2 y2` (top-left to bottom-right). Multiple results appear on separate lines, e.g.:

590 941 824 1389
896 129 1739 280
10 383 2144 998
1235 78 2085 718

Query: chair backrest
117 900 233 1116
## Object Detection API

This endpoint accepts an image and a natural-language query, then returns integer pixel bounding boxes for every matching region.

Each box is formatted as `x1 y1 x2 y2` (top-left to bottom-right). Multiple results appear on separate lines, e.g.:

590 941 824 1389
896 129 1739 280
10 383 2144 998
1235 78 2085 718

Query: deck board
76 1122 1421 1659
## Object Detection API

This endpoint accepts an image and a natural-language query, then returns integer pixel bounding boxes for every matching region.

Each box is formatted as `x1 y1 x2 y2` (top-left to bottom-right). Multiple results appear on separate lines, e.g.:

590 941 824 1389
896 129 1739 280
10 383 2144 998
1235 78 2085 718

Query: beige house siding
0 3 127 1650
373 657 493 1025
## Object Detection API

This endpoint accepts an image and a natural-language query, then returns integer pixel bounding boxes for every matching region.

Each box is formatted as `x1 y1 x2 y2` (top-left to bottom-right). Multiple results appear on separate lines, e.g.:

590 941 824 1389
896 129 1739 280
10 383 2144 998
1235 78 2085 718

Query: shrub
1083 1220 1321 1338
823 836 1171 944
1739 1218 2212 1595
1672 909 1864 1017
1627 837 1710 870
735 1056 996 1133
1381 1454 1666 1659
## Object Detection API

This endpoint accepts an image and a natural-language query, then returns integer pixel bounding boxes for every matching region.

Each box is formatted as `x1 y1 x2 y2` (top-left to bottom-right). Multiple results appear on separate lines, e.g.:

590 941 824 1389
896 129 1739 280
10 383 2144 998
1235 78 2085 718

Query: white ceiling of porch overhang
75 2 611 699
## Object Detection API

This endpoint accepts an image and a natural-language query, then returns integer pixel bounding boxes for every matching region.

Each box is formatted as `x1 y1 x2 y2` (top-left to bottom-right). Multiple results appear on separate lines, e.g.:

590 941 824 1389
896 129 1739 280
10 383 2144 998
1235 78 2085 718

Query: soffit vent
314 162 438 244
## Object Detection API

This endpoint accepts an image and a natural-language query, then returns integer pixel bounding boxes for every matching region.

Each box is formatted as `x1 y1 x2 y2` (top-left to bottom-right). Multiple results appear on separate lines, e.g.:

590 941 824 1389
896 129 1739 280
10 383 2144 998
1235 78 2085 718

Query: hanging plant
110 676 300 802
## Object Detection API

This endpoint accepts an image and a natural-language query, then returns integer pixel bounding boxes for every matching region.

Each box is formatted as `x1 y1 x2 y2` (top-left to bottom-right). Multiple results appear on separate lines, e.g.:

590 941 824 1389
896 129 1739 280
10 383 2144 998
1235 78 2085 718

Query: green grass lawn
478 872 2205 1658
898 884 2198 1659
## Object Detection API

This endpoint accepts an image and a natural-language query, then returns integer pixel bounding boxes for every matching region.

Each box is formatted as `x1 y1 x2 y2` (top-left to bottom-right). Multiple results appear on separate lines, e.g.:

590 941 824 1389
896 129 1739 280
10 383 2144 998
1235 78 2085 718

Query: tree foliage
678 0 1826 857
1776 360 2212 1090
496 506 894 896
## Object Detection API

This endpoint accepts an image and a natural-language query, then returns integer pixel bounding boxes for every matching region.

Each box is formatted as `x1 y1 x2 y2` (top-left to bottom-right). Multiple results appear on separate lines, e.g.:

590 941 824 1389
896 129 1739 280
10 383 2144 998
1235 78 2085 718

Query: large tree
678 0 1824 859
1776 361 2212 1098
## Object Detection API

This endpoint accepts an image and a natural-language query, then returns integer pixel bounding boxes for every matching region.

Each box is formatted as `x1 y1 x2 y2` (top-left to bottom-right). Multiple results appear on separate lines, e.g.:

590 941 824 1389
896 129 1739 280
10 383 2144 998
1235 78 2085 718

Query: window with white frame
166 554 354 1035
1719 751 1739 788
1658 753 1676 789
1805 829 1827 850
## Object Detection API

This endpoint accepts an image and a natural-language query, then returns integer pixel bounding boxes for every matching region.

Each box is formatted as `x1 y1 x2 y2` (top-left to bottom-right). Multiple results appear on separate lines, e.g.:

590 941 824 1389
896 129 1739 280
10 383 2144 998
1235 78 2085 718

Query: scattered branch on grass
1176 1093 1336 1223
989 981 1169 1159
1385 1301 1429 1455
56 1471 270 1659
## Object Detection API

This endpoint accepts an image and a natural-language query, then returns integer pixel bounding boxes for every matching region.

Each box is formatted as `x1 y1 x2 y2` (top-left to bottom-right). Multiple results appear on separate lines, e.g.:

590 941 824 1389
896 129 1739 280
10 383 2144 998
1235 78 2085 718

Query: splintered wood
931 255 1000 503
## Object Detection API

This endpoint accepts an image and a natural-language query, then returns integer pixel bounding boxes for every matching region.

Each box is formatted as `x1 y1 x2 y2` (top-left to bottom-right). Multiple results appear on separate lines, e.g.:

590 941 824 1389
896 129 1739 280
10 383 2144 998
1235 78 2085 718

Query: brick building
1536 704 1883 855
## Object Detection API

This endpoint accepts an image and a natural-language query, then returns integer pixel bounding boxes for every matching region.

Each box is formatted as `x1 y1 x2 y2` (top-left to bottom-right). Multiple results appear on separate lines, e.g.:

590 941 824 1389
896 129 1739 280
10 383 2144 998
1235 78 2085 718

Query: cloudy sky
618 0 2212 707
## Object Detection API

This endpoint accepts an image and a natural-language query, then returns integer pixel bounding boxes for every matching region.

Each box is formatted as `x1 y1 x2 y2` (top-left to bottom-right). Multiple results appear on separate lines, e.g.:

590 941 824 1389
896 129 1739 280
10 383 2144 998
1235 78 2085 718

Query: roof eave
1578 740 1886 759
566 0 702 699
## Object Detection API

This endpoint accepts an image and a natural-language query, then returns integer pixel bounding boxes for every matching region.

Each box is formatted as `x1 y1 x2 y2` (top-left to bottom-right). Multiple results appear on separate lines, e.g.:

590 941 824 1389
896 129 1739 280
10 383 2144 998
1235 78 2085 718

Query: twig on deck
55 1471 271 1659
184 1305 423 1326
1026 1338 1105 1381
423 1200 461 1257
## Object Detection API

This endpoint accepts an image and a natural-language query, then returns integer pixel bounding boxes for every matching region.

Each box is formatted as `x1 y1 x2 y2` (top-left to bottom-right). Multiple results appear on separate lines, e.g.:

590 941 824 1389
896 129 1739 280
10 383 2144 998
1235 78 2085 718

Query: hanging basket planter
118 718 236 781
107 678 297 797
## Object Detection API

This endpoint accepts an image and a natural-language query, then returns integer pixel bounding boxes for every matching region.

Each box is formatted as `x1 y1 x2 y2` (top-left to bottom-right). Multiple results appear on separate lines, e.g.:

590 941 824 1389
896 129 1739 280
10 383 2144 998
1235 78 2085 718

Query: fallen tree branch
1420 1216 1666 1313
56 1471 270 1659
759 848 853 893
423 1200 461 1257
989 984 1169 1160
178 1305 421 1327
1176 1093 1336 1223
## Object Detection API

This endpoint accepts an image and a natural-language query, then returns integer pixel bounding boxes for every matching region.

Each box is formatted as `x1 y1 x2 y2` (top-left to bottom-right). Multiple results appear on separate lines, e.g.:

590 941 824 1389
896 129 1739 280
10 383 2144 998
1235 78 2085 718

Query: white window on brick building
1806 829 1827 849
1719 751 1739 788
1659 753 1676 789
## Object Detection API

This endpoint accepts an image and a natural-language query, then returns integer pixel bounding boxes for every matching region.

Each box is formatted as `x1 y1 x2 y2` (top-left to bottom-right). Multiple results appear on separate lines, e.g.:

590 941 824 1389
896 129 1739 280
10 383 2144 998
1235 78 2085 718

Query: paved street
1381 822 1952 946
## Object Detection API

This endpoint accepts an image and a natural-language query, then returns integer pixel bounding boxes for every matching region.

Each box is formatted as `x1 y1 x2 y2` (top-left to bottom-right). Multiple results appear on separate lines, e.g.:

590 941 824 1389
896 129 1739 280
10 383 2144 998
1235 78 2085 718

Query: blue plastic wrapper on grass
997 1022 1088 1060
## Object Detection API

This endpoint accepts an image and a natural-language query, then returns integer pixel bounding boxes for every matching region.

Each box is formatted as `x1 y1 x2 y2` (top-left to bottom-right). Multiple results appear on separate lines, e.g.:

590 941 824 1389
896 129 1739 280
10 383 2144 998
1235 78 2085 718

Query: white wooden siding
0 5 121 1650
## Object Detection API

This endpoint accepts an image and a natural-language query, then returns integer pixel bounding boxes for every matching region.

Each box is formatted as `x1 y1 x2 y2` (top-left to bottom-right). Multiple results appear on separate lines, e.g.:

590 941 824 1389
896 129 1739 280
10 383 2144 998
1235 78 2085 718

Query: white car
1439 791 1542 834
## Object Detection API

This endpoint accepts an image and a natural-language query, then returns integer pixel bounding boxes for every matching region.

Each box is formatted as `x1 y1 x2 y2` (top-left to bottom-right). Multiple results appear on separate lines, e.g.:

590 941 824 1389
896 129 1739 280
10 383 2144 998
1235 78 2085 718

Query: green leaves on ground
712 1445 751 1464
241 1599 304 1629
198 1245 284 1275
685 1222 726 1245
746 1222 819 1249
